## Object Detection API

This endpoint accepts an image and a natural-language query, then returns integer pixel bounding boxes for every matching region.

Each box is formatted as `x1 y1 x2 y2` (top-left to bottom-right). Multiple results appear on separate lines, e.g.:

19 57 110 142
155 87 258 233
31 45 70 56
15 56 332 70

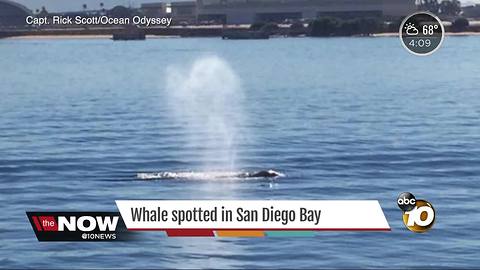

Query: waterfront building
141 2 168 18
196 0 416 24
171 1 197 24
0 0 32 28
462 4 480 18
108 5 135 18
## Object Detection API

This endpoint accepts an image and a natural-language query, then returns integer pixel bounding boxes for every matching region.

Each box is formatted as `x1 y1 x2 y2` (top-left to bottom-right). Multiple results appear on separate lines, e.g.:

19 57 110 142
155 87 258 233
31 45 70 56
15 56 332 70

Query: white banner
116 200 390 231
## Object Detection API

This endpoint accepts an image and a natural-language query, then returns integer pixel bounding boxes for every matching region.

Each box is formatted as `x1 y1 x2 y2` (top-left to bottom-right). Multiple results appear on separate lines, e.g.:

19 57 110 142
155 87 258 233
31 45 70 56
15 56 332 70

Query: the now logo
58 216 119 232
27 212 129 241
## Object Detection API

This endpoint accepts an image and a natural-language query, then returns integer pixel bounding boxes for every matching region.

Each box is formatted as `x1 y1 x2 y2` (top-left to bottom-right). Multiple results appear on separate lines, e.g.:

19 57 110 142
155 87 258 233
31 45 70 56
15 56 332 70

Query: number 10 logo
397 193 435 233
402 200 435 233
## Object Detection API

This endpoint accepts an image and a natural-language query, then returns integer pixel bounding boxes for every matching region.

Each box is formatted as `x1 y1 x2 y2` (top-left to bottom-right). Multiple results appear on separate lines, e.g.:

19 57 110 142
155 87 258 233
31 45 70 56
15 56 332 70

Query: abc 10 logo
397 192 435 233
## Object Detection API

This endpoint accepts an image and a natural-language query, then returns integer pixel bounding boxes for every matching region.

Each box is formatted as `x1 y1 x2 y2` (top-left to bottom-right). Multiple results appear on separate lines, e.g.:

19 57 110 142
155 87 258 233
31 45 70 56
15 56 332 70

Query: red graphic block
38 216 58 231
166 229 214 237
32 216 43 231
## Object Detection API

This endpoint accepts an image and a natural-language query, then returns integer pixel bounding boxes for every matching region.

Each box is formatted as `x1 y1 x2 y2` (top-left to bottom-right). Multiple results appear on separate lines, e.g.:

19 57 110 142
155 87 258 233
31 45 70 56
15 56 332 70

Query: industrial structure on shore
197 0 416 24
1 0 416 29
143 0 417 24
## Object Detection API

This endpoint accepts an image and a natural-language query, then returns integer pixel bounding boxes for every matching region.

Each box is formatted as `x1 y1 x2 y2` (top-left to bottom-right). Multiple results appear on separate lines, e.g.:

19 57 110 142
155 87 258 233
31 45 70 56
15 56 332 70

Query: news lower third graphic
397 192 435 233
27 197 434 241
115 200 390 237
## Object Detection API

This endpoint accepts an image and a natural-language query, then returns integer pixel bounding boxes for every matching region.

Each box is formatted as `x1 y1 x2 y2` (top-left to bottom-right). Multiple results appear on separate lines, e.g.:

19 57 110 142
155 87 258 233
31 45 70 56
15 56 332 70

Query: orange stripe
216 230 265 237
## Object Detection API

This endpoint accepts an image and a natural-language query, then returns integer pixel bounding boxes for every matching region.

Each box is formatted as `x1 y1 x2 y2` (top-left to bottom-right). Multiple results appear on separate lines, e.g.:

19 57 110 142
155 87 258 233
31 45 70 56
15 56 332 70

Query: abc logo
397 192 435 233
397 192 416 212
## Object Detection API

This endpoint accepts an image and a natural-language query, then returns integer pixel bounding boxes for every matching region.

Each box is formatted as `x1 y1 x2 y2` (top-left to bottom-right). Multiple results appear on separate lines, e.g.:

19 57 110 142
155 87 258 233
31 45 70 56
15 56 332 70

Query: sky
13 0 480 12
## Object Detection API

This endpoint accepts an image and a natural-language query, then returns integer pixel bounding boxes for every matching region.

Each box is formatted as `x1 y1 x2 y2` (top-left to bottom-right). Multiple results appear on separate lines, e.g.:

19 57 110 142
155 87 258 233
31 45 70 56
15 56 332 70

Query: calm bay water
0 36 479 268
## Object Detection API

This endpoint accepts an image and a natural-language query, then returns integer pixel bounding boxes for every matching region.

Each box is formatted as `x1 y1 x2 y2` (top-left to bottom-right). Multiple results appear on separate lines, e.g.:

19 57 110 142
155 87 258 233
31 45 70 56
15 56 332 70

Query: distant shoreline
5 32 480 40
5 34 180 40
3 17 480 40
373 31 480 37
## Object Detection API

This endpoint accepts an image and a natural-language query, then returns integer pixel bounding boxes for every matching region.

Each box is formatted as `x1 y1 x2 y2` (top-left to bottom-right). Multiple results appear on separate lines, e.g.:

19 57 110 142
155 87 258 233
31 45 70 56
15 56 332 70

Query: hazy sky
13 0 480 12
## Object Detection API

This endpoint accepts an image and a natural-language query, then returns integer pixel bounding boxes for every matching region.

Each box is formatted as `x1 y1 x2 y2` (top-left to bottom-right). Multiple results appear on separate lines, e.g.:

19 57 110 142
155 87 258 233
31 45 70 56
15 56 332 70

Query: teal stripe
265 231 315 237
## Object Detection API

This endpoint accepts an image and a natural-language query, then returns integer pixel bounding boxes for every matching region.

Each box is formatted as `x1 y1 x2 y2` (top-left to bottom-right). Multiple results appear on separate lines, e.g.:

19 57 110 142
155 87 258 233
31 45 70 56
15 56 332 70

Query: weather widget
400 12 445 56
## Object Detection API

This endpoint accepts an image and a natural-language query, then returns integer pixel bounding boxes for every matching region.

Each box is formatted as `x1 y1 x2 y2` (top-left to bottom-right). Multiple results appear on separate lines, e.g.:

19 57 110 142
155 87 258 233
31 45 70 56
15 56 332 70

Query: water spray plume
166 55 244 171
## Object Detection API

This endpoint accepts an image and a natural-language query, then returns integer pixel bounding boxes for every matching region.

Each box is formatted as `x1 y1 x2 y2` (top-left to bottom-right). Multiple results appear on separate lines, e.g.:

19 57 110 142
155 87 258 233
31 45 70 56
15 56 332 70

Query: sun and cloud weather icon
404 23 419 36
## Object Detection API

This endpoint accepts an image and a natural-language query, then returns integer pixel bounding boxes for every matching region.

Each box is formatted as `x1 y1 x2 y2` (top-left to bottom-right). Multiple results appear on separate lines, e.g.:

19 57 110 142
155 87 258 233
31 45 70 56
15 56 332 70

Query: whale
137 170 283 180
242 170 282 178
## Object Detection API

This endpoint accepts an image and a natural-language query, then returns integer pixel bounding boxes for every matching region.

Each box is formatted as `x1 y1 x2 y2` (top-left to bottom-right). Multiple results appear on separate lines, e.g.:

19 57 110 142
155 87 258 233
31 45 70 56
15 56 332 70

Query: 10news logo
397 192 435 233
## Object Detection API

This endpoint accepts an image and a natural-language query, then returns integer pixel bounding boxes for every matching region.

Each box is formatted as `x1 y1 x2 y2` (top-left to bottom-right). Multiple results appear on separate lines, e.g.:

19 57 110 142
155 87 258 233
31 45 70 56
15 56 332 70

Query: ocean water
0 36 479 268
